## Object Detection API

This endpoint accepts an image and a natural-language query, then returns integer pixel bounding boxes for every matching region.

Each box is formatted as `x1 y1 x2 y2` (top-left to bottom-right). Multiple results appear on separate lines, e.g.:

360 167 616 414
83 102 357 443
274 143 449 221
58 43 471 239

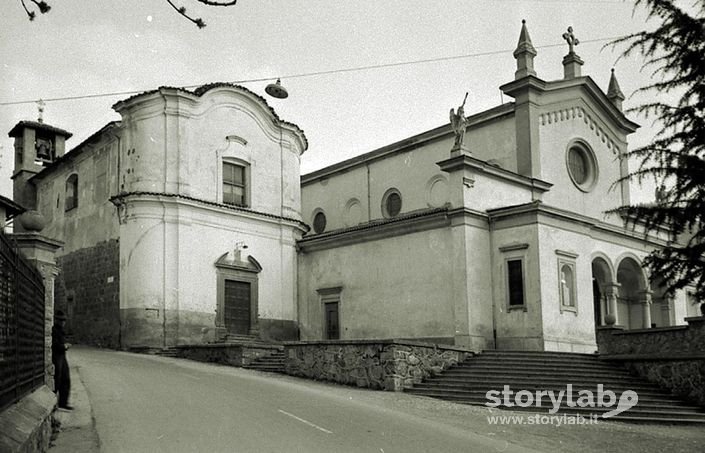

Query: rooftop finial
513 20 537 80
562 26 580 55
607 68 625 110
37 99 45 123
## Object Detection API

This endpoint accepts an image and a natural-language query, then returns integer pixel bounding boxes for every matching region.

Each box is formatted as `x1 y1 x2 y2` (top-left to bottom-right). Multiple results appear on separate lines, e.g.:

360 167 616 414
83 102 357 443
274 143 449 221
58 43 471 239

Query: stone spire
513 20 537 80
561 26 584 79
607 68 625 111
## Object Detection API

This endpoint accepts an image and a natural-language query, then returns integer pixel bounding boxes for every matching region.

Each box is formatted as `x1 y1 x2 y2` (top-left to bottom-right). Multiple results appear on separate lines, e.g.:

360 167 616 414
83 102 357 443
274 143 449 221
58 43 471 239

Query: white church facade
8 23 698 352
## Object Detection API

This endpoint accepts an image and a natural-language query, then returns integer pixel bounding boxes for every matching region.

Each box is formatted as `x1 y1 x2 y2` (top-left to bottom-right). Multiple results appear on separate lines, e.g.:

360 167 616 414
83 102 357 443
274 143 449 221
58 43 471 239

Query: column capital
602 282 621 295
639 289 654 304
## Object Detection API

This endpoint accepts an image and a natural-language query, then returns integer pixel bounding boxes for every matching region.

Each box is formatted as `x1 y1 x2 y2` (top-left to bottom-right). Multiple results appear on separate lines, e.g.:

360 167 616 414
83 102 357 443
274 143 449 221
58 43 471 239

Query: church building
8 22 699 352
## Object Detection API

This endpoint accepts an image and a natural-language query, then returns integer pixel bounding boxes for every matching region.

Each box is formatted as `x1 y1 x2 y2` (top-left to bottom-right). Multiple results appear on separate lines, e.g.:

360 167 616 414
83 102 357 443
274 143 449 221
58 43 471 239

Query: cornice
298 207 450 252
488 201 672 247
436 153 553 192
539 105 622 155
112 83 308 152
500 75 639 134
110 191 308 233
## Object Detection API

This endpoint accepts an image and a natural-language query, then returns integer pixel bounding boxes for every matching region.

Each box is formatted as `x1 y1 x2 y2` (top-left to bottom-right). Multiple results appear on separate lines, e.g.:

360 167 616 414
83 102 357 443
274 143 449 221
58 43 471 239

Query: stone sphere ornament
604 313 616 326
18 210 46 232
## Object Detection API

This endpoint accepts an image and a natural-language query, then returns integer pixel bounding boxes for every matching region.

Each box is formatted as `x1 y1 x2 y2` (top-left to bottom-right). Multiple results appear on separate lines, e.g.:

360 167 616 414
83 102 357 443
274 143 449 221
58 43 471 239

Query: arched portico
591 254 624 328
616 255 651 329
649 276 674 327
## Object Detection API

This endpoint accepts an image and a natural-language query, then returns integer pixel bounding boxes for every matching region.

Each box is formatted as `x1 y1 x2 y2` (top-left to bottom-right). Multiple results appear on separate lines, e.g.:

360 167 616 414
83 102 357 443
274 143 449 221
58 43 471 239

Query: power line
0 35 629 107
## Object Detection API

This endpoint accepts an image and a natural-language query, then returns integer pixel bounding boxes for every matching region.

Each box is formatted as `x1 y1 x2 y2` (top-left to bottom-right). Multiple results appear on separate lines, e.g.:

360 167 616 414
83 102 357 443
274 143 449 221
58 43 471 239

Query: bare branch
165 0 207 28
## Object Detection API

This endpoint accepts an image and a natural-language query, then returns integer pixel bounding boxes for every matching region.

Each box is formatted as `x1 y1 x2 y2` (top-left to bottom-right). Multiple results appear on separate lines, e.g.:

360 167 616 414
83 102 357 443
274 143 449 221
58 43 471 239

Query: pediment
215 251 262 273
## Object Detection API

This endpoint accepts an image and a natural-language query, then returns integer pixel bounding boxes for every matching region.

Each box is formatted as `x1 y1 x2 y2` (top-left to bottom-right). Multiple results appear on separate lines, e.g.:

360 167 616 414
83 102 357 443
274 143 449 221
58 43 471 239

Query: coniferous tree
611 0 705 302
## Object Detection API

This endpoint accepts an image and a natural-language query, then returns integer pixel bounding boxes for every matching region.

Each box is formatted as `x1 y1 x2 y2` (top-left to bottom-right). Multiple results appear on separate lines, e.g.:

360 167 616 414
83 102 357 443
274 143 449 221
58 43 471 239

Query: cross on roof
37 99 45 123
562 26 580 54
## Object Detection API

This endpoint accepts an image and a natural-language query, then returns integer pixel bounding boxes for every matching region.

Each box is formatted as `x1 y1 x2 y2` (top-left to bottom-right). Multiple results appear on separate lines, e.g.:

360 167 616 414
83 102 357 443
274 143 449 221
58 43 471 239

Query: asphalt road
72 347 534 453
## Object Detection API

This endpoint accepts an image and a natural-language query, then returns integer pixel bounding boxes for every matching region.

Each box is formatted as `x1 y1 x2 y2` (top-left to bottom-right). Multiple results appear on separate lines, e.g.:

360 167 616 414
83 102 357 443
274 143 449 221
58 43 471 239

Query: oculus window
566 141 598 192
382 188 402 218
313 211 327 234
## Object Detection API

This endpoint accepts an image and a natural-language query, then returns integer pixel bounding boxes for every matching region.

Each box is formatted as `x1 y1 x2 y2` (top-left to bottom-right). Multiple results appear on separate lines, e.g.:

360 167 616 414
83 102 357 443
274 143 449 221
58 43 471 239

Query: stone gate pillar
13 231 63 386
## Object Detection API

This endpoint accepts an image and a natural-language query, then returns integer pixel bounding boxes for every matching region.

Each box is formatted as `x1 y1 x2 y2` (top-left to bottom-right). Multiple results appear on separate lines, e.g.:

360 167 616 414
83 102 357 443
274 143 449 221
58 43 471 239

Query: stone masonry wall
0 386 56 453
284 340 471 391
597 317 705 407
177 344 283 367
55 239 120 348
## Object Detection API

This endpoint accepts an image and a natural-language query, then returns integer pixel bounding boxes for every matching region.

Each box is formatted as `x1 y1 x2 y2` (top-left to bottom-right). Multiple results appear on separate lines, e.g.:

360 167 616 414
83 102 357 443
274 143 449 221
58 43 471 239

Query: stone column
639 289 653 329
13 232 63 386
602 283 621 326
661 295 673 327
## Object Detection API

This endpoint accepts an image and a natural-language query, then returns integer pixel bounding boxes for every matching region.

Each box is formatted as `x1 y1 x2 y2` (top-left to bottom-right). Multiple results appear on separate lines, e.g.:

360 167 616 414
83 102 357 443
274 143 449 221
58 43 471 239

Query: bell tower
8 115 72 223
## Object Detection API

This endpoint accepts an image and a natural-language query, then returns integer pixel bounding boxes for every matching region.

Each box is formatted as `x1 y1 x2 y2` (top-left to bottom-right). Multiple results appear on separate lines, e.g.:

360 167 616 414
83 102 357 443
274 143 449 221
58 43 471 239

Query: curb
49 365 100 452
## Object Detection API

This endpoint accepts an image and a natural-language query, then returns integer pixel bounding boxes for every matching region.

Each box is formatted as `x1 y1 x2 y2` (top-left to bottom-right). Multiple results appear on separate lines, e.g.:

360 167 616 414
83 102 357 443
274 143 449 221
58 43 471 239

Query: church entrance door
224 280 251 335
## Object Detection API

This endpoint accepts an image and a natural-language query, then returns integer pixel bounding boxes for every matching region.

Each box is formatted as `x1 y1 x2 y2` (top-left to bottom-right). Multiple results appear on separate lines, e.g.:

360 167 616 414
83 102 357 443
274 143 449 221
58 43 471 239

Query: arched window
560 264 575 307
65 174 78 211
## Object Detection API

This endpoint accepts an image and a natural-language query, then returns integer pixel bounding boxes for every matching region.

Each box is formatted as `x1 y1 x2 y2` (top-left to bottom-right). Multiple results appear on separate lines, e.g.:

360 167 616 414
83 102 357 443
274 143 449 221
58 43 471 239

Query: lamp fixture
265 79 288 99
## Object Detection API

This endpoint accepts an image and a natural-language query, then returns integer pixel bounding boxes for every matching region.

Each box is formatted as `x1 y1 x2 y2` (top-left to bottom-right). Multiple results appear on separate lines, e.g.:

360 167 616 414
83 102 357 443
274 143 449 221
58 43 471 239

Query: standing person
52 310 72 410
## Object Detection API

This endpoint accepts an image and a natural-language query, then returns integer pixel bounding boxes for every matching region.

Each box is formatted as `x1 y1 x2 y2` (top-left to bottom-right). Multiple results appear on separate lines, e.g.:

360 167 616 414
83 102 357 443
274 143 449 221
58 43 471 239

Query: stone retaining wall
176 343 283 367
597 316 705 407
0 386 56 453
284 340 471 391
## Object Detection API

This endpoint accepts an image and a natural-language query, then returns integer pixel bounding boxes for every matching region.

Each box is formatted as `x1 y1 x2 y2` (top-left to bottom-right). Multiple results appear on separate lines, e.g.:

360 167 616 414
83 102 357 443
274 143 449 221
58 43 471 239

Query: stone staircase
155 347 180 358
221 333 260 344
404 350 705 423
242 350 286 374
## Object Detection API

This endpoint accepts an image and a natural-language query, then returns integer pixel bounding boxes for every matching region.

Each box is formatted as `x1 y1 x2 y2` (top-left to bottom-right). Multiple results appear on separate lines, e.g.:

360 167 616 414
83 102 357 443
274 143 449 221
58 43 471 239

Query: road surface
71 347 533 453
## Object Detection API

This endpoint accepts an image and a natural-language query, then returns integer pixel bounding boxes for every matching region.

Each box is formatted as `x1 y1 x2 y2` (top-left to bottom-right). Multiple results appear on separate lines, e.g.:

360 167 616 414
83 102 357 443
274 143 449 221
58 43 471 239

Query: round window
313 211 327 234
566 142 598 192
383 190 402 218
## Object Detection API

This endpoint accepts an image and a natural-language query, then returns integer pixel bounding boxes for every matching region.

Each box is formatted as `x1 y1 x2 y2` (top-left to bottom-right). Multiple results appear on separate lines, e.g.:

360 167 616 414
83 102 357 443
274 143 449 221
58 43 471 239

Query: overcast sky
0 0 662 200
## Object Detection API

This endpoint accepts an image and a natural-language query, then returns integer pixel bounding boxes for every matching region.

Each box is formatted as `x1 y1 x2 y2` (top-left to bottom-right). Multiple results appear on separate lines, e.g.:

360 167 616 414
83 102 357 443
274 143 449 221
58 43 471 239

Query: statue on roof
450 92 469 150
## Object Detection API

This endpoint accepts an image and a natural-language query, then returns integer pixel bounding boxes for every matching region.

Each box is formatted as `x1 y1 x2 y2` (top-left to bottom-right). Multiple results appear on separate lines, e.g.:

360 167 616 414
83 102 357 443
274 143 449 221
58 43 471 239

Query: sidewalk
49 363 100 452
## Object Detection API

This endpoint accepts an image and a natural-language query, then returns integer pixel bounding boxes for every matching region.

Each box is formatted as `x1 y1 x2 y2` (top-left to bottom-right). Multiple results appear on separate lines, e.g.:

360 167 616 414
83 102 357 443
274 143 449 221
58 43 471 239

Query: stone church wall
55 239 120 348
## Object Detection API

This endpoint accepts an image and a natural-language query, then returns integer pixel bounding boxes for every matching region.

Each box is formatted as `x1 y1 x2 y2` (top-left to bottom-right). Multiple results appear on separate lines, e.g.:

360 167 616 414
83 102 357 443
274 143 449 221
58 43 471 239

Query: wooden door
224 280 251 335
324 302 339 340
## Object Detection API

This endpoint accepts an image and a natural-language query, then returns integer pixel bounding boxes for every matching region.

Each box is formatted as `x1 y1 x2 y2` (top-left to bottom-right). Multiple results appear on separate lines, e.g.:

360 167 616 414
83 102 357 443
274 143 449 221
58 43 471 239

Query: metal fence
0 232 46 412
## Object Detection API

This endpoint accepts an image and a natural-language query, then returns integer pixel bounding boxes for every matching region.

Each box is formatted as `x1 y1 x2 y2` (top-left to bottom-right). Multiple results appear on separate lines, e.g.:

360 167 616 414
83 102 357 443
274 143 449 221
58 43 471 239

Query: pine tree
611 0 705 303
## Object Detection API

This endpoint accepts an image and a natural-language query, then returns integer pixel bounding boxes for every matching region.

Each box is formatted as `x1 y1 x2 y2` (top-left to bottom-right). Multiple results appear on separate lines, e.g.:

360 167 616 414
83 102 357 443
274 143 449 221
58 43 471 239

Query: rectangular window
65 174 78 211
507 259 525 306
324 302 340 340
223 162 246 206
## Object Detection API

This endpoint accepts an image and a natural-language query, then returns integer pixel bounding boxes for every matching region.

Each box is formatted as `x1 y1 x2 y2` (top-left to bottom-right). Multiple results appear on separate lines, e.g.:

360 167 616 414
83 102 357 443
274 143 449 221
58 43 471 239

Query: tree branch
164 0 206 28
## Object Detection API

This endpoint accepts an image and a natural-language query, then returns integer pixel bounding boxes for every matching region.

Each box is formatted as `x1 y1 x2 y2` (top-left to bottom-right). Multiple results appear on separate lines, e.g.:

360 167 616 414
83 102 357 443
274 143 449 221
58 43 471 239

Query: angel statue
450 92 469 149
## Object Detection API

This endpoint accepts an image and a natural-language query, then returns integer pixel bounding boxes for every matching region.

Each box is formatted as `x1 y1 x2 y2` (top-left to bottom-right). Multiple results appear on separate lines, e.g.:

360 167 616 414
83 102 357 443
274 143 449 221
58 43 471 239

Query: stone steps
242 351 286 374
154 348 180 358
404 350 705 423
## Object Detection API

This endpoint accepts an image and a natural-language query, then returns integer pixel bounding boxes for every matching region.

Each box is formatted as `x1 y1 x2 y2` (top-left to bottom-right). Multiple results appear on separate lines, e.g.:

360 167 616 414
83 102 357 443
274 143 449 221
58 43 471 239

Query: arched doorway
616 257 649 329
591 257 612 327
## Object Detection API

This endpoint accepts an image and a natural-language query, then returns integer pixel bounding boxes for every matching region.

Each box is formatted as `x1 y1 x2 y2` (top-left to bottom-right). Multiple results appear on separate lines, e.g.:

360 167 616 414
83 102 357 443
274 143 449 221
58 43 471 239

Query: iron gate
0 232 46 411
